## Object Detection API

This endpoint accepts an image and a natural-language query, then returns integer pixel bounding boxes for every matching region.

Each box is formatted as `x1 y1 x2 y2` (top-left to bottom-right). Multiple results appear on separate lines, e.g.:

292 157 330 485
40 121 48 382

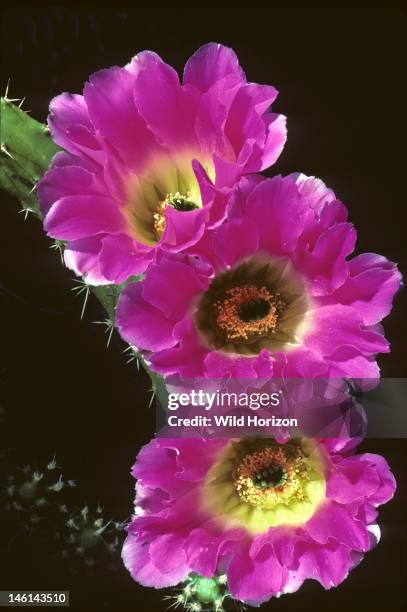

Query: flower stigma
233 445 310 510
214 284 285 343
195 257 311 356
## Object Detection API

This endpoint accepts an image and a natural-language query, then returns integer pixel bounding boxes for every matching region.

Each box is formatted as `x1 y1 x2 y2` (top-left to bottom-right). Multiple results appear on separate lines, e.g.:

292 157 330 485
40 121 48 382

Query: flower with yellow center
124 152 214 246
123 436 396 606
38 43 288 286
202 438 326 533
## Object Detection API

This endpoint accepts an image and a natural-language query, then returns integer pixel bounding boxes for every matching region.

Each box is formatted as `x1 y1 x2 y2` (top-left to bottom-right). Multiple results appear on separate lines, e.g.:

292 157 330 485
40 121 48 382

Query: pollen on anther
214 284 283 342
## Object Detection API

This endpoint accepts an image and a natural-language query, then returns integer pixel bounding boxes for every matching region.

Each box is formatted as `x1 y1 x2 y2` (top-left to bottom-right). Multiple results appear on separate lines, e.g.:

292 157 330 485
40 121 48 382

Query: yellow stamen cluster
214 284 282 342
153 200 168 239
153 191 196 239
234 446 311 510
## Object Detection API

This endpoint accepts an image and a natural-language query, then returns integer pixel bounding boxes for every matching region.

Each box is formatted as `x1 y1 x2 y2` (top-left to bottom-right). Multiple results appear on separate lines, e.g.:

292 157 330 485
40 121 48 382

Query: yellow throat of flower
202 438 326 534
125 152 214 246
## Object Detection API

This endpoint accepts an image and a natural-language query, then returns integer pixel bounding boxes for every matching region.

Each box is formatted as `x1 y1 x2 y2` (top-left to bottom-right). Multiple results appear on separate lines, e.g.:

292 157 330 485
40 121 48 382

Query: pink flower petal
44 195 125 240
122 535 188 588
64 235 109 285
116 283 176 351
332 253 402 325
305 304 389 358
84 66 163 169
131 51 197 151
227 543 284 605
142 259 206 319
38 163 106 216
48 93 102 163
305 502 370 551
99 234 152 282
183 43 245 92
213 217 259 266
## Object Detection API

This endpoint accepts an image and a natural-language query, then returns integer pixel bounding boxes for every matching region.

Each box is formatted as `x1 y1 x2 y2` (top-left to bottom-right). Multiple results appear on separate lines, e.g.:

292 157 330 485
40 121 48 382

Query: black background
1 6 406 612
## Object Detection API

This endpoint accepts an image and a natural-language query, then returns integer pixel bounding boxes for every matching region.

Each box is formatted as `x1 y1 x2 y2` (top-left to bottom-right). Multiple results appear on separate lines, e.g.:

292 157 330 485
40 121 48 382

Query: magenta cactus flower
116 174 401 379
122 436 396 605
37 43 287 284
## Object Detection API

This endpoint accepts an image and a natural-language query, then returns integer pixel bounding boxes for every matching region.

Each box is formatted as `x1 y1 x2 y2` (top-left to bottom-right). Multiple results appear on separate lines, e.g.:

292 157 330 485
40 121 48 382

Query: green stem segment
0 98 168 407
0 97 57 217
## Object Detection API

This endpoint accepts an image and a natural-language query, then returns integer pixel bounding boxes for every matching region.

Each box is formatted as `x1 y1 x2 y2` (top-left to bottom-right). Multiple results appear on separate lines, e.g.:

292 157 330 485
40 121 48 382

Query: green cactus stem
0 97 59 217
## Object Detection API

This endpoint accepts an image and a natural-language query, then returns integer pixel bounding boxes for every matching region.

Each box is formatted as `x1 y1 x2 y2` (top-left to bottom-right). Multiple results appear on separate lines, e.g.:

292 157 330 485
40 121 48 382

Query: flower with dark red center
195 256 309 356
116 174 402 378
